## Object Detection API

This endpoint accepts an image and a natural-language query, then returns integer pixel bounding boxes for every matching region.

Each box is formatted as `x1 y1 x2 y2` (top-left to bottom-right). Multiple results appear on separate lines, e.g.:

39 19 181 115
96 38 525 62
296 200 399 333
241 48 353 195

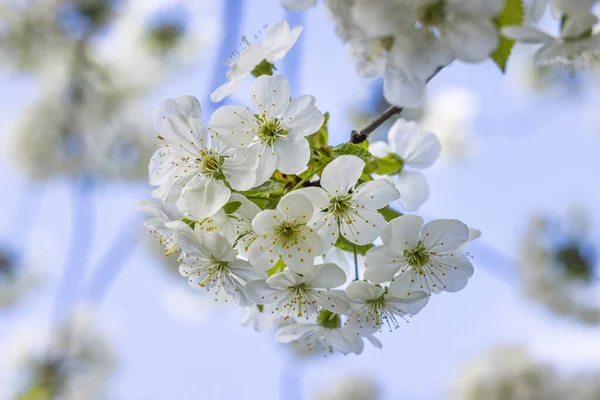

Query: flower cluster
137 19 478 356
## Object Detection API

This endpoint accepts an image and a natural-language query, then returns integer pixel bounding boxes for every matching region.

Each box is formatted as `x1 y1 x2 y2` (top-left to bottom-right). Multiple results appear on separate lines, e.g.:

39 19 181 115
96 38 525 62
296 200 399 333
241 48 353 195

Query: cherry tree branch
350 105 403 144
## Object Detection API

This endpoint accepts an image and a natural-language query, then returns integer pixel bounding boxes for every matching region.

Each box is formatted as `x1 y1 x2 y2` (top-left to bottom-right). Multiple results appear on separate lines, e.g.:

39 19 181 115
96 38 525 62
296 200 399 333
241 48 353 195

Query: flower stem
349 66 445 144
353 245 359 281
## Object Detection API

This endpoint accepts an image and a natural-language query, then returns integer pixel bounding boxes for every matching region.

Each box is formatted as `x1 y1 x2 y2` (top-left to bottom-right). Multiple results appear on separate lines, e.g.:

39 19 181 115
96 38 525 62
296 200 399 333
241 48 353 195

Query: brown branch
350 105 403 144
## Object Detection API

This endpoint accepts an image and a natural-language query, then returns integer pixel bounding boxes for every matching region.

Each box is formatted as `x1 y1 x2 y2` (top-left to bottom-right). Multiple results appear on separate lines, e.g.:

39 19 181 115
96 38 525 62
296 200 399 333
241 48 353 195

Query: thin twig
350 105 403 144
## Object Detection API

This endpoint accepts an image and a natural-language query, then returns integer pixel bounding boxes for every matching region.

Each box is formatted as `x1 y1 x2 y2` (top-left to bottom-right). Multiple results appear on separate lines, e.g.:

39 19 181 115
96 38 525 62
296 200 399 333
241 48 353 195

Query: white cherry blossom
275 312 365 355
209 74 324 185
210 20 303 102
364 215 475 294
344 280 429 334
173 230 265 306
369 119 441 211
503 14 600 70
297 155 400 251
135 200 187 254
248 192 323 273
154 95 202 130
150 108 258 219
244 262 350 319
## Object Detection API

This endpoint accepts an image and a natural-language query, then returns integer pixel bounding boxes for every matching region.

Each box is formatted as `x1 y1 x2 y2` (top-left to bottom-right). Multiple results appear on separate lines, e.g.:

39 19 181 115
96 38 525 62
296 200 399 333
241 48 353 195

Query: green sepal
491 0 524 73
335 235 373 256
266 258 286 277
378 206 403 222
251 59 276 77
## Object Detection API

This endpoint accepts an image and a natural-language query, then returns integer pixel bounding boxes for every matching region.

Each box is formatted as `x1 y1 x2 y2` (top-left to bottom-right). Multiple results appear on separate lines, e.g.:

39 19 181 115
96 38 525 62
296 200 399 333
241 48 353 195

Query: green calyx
317 309 341 329
404 241 430 268
147 23 184 53
251 59 276 78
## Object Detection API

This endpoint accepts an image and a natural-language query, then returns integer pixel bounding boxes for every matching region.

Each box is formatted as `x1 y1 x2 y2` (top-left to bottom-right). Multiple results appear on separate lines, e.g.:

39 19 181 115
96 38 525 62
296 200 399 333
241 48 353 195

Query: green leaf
223 201 242 215
376 153 404 175
306 112 329 148
332 143 375 164
378 206 403 222
266 258 286 277
491 0 524 72
335 235 373 256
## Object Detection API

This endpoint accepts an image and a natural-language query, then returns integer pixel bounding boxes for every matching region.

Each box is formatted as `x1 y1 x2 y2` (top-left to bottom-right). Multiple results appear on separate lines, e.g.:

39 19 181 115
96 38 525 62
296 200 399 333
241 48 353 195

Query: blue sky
1 1 599 399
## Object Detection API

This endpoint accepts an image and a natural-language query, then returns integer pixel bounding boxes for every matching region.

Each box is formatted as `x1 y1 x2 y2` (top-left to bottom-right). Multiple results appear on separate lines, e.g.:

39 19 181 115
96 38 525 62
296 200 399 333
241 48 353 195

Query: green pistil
257 118 288 146
329 194 352 216
404 241 430 268
275 221 299 244
317 309 341 329
251 59 276 77
417 0 446 28
199 151 224 179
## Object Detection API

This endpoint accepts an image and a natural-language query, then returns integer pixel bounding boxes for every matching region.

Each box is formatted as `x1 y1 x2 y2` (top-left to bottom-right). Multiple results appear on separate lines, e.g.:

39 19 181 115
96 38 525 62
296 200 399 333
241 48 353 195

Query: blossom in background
0 245 39 308
244 262 350 319
240 303 279 333
210 20 303 102
173 231 265 306
419 87 481 162
349 0 503 106
312 374 380 400
209 74 324 185
248 192 323 273
503 12 600 71
275 310 365 355
448 346 564 400
519 209 600 325
344 280 429 334
369 119 441 211
297 155 400 251
0 306 114 400
151 102 258 219
364 215 474 294
279 0 319 12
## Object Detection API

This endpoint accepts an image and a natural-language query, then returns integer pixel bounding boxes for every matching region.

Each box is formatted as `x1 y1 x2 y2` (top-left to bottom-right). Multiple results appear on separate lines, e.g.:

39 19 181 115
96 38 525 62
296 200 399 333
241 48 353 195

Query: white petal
244 280 288 303
562 13 598 39
421 219 469 252
222 147 259 190
250 75 291 119
315 289 351 314
280 95 324 137
385 291 430 316
501 26 556 44
443 18 499 63
389 119 441 168
345 280 384 302
304 263 347 289
364 246 402 284
198 232 236 262
530 0 549 21
380 214 423 249
230 45 267 79
228 259 266 282
368 141 391 158
208 106 259 148
283 227 323 273
172 231 210 262
383 63 426 107
161 114 208 156
179 177 231 219
395 170 430 211
275 322 317 343
294 187 330 211
253 143 279 186
348 38 388 78
210 78 243 103
388 266 432 295
247 234 282 271
276 191 314 225
352 179 400 209
324 327 364 355
273 136 310 174
263 21 303 62
252 210 281 235
428 253 474 292
155 95 202 130
266 270 305 288
340 207 387 245
321 155 364 196
309 211 339 252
